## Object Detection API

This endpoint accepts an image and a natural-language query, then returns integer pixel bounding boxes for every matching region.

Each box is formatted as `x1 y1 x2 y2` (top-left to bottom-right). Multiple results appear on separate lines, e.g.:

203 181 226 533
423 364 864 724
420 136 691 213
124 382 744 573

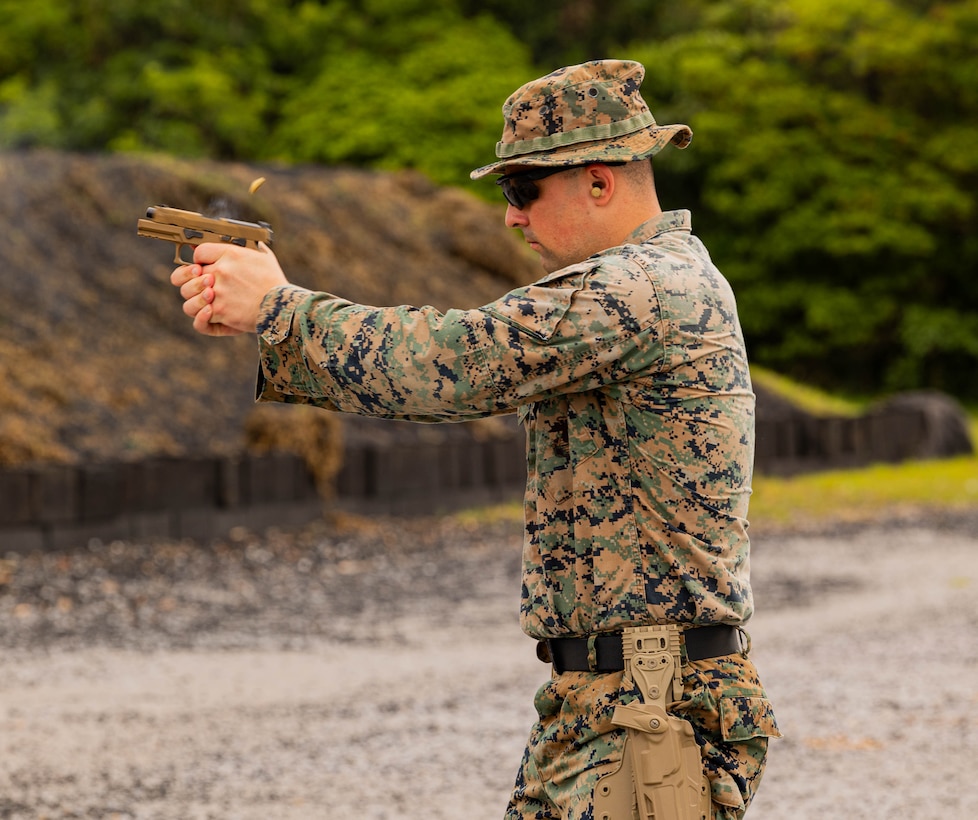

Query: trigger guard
174 243 195 265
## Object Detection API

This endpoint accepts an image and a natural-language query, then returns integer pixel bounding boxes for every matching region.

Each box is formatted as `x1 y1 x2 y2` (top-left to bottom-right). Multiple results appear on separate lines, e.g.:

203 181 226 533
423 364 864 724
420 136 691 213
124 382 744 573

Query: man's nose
505 203 528 229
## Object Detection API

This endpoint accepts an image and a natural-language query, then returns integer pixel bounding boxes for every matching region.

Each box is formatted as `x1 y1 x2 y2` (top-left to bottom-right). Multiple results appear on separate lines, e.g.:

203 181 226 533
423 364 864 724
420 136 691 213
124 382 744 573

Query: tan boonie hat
470 59 692 180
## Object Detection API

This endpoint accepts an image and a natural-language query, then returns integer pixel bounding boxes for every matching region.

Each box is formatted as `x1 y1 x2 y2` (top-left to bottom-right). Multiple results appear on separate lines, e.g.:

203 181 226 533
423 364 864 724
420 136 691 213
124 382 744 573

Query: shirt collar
623 209 691 245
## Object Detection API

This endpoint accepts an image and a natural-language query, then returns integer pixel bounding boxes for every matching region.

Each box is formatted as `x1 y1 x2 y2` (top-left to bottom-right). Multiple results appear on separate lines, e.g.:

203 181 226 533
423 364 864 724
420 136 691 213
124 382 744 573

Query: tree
0 0 279 156
629 0 978 398
265 0 531 188
457 0 714 67
0 0 532 188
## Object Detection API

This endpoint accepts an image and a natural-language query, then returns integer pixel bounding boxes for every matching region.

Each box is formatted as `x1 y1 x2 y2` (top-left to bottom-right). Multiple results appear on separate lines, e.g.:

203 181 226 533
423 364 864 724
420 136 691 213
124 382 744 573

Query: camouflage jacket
256 210 755 639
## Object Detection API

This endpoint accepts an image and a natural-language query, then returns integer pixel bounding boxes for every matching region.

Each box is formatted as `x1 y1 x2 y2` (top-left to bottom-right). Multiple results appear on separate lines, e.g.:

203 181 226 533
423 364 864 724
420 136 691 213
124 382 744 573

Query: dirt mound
0 150 539 467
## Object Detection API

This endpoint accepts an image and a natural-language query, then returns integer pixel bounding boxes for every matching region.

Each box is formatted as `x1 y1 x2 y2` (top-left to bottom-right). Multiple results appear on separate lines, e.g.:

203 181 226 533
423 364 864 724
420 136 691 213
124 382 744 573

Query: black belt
538 625 743 674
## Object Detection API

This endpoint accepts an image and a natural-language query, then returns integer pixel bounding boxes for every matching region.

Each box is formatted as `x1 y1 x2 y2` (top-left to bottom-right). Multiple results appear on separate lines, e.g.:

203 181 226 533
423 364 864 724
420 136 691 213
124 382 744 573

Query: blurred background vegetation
1 0 976 407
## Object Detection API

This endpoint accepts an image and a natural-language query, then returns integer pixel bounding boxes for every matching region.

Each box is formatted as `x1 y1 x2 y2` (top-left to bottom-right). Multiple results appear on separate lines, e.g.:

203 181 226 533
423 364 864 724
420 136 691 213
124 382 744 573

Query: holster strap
537 625 743 674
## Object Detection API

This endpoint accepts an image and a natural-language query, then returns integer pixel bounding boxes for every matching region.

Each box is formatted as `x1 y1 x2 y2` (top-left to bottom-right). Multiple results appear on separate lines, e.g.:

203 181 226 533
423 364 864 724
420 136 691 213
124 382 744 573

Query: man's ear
585 164 616 203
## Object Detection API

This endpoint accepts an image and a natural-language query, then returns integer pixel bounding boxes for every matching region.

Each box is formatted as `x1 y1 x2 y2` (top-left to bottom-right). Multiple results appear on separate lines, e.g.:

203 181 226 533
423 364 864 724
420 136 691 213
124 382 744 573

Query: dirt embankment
0 150 539 468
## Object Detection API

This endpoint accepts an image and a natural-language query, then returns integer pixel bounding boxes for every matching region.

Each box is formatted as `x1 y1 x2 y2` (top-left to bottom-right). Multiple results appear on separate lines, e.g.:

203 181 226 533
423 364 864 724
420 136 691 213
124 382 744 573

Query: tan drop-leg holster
593 625 712 820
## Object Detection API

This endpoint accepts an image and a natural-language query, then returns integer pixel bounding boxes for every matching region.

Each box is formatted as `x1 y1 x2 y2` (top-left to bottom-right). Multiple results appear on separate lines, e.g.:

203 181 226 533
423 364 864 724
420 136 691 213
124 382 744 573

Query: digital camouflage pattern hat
470 59 692 180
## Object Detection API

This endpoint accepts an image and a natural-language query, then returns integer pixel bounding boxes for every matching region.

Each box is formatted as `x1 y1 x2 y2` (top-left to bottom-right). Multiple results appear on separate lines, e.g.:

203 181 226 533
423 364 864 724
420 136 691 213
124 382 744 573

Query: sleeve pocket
482 262 597 342
719 696 783 742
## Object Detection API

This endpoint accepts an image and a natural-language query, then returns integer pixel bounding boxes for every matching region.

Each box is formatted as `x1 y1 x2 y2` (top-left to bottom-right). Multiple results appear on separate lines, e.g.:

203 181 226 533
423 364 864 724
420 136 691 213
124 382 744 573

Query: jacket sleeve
255 259 665 420
256 285 504 422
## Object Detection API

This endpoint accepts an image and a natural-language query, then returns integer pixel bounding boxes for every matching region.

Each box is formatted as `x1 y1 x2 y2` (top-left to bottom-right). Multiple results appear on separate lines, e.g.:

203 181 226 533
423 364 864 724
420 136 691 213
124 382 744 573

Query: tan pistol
137 205 273 264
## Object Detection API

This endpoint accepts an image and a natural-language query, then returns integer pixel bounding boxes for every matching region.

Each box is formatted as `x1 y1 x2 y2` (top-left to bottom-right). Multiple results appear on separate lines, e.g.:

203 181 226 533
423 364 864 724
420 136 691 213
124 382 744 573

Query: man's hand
170 242 288 336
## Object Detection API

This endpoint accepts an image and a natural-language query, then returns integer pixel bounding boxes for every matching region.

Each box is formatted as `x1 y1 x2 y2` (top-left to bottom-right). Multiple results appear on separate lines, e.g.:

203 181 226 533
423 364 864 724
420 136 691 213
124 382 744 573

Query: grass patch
751 454 978 529
455 500 523 526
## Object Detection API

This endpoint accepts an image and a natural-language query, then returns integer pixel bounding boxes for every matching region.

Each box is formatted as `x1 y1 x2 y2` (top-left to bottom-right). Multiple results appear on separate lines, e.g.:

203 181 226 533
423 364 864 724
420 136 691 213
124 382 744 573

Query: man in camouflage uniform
171 59 780 819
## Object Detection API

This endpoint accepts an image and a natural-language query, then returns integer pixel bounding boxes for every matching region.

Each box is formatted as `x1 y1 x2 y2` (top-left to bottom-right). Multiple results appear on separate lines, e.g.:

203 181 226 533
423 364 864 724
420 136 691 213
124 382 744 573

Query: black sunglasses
495 166 579 209
495 163 626 209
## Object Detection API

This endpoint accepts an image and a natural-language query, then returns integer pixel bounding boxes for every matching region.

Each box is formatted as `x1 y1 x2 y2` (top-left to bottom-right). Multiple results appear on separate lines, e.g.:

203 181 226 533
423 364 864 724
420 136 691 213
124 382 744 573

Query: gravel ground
1 510 976 819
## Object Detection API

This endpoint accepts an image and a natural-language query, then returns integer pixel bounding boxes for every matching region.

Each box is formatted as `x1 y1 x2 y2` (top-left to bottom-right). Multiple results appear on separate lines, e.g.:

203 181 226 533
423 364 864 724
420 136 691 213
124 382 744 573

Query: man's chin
540 256 565 273
532 249 557 273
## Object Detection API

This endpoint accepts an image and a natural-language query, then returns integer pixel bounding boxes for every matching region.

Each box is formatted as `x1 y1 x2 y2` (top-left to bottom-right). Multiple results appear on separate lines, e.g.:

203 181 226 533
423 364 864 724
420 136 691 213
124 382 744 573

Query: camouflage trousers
505 648 780 820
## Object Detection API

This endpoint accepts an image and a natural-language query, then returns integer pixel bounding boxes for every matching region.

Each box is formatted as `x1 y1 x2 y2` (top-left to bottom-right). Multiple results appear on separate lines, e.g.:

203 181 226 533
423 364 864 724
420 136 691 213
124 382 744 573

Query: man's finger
179 272 213 302
182 296 198 320
170 263 200 287
193 242 228 266
182 290 212 320
193 304 244 337
193 304 216 334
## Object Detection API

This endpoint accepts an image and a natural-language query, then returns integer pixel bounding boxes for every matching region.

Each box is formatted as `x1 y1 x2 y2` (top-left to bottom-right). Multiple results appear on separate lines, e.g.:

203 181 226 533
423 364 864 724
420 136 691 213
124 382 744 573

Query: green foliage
0 0 530 187
0 0 279 156
628 0 978 399
456 0 714 67
267 7 529 186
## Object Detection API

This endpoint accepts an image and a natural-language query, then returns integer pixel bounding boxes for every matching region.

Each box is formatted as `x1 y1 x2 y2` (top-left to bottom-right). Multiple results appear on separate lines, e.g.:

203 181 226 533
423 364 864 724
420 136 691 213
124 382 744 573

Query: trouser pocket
675 655 782 816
